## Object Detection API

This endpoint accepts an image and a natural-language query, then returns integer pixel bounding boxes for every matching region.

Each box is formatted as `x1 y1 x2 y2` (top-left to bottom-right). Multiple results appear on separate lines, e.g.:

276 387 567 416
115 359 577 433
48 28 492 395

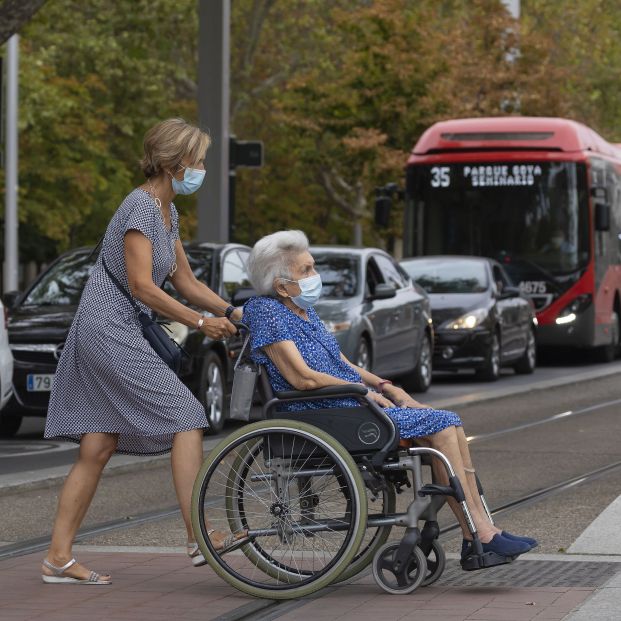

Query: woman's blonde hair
139 118 211 178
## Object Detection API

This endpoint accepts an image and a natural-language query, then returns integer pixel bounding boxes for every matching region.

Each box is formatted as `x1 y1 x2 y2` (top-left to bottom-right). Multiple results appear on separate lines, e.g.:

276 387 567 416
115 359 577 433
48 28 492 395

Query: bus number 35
431 166 451 188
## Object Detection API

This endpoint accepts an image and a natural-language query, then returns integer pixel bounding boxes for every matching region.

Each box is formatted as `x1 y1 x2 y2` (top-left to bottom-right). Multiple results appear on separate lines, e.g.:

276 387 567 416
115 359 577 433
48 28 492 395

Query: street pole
197 0 230 243
4 34 19 292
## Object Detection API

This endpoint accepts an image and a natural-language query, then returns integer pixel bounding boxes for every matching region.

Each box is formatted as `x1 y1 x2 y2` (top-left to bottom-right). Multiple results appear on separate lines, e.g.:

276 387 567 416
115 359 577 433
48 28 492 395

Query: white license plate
27 374 55 392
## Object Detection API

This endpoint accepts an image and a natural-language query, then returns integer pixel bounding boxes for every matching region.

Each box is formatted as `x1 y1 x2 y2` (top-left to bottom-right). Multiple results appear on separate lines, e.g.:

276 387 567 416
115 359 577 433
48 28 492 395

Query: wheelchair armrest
274 384 368 401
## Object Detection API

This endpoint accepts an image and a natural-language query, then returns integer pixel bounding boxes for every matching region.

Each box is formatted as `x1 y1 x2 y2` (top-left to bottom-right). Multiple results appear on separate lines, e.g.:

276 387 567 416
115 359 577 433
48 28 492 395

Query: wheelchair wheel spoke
192 423 366 595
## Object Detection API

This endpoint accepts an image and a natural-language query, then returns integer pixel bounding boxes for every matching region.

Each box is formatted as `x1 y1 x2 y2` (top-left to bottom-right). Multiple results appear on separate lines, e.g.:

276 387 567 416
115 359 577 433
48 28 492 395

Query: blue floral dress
242 296 462 438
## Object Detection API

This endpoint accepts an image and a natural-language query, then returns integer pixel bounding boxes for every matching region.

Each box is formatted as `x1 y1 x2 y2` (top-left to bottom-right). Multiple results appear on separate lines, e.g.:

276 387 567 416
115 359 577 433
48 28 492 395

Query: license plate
27 374 55 392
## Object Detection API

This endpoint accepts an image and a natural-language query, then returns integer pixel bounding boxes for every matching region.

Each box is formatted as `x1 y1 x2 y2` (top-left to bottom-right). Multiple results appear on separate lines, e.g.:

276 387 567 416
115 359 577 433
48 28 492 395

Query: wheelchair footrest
460 550 515 571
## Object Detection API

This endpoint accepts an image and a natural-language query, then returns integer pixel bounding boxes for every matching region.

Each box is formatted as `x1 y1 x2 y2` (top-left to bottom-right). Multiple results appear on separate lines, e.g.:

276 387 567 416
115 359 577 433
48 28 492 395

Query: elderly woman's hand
200 317 238 340
383 385 431 409
366 390 396 409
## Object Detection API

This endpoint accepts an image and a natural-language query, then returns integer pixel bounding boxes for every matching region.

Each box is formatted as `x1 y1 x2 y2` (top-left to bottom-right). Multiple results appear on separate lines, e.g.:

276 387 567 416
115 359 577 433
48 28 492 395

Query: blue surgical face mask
285 273 322 310
171 166 205 195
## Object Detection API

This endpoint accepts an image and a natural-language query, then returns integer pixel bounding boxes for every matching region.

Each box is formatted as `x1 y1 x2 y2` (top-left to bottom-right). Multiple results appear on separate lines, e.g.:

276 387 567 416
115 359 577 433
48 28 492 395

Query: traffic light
229 136 263 169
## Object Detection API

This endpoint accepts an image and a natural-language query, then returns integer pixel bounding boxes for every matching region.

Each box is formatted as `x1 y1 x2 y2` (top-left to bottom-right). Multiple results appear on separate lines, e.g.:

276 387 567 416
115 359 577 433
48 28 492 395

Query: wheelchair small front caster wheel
420 540 446 587
372 541 427 594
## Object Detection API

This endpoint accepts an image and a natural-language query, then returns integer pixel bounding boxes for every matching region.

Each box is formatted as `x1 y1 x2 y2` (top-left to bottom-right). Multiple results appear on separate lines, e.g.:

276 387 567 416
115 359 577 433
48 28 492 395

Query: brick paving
0 550 598 621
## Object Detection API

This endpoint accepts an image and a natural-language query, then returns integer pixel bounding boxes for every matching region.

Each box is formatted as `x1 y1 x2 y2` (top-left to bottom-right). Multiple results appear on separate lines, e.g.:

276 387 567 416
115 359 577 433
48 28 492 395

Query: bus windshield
407 161 590 281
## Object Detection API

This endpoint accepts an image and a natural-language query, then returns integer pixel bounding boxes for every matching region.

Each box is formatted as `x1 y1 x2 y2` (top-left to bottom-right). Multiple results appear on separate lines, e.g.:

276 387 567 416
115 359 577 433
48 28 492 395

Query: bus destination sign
464 164 543 188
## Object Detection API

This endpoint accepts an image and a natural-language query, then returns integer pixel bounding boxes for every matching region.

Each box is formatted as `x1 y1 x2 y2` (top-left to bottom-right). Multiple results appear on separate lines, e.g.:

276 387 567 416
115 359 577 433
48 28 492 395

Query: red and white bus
402 116 621 360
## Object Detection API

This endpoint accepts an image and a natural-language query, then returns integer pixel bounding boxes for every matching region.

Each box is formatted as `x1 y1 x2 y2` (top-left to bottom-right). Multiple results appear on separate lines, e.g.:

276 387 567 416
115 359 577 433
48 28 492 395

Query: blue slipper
501 531 538 549
462 534 530 559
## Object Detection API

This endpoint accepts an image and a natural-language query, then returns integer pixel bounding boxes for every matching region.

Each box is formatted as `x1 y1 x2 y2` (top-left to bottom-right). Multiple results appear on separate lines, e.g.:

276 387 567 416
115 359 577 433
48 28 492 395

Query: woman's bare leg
43 432 118 580
171 428 204 541
426 427 497 542
455 426 502 535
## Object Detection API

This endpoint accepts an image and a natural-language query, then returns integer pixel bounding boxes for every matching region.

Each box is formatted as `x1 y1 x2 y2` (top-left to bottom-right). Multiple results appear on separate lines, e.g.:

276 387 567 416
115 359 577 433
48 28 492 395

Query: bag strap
234 330 259 372
101 257 144 316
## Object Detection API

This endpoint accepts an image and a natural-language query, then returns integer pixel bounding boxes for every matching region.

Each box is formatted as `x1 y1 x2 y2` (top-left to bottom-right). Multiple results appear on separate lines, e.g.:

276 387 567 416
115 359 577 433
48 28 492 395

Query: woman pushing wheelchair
242 229 537 563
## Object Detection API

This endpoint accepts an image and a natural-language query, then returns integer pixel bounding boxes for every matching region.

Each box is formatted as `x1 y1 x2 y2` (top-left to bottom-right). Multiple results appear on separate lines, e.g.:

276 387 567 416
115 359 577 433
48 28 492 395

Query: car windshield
22 252 95 306
312 253 359 298
402 259 488 294
22 248 213 307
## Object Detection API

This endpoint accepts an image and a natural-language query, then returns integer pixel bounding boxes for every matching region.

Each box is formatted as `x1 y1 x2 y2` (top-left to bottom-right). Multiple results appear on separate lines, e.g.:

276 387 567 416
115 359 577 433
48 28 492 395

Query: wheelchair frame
190 373 511 599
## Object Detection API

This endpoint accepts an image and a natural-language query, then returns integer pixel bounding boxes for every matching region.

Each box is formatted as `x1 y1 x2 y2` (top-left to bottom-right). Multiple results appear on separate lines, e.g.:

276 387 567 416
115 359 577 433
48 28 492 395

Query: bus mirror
374 195 392 228
595 202 610 231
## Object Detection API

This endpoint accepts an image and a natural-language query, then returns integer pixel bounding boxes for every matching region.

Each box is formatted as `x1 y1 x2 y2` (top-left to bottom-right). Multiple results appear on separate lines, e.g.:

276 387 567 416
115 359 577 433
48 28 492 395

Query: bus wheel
476 332 500 381
514 328 536 374
593 312 620 363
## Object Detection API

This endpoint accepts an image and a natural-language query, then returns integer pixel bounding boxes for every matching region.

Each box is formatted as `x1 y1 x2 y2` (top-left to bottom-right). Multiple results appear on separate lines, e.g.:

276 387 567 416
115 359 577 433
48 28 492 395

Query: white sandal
187 541 207 567
41 558 111 585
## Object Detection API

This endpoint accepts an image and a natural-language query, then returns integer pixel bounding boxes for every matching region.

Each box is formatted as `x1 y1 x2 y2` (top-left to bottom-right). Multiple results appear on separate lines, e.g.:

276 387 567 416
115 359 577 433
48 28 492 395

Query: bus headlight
555 294 591 325
443 308 488 330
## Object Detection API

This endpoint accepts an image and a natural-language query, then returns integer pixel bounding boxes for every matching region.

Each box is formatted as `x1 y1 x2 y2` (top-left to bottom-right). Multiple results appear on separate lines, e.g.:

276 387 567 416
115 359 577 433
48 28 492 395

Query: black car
400 256 537 381
3 242 251 436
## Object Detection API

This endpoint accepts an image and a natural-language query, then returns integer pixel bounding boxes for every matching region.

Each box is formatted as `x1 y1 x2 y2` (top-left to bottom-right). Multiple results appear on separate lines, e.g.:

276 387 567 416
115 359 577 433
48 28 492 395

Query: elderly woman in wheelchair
190 230 536 599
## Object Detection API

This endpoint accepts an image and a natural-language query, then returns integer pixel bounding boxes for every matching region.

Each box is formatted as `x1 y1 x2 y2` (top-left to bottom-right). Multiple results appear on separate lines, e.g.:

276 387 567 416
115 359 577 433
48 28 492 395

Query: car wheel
476 332 500 382
401 333 432 393
0 414 22 437
592 311 620 363
514 327 537 374
356 337 372 371
200 352 227 435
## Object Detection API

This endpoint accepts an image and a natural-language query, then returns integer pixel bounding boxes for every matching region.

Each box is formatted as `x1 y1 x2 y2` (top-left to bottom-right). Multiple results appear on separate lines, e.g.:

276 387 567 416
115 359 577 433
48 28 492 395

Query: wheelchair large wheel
191 420 367 599
336 481 396 583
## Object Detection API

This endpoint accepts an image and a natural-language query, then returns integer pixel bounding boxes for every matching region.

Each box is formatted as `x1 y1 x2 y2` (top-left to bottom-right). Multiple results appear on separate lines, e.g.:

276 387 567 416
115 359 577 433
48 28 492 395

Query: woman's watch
224 305 236 320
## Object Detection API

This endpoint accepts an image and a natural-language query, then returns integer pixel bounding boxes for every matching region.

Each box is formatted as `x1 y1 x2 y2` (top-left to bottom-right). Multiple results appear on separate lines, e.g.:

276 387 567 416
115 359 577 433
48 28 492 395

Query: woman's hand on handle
200 317 238 340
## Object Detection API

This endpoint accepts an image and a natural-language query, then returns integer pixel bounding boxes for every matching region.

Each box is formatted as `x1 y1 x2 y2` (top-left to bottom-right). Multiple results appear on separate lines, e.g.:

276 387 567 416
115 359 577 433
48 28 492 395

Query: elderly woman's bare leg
426 427 498 542
42 432 118 582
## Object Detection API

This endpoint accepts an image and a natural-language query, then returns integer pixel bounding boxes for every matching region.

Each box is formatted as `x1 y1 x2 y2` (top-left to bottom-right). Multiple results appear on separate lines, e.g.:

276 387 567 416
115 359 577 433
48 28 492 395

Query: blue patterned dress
242 296 462 438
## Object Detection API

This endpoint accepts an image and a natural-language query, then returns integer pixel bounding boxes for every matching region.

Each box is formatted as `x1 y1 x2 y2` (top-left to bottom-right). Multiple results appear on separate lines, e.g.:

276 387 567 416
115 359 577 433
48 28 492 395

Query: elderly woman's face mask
281 274 323 310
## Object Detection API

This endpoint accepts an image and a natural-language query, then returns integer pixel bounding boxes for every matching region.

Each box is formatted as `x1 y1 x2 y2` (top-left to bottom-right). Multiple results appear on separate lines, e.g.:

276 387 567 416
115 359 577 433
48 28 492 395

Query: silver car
311 246 433 392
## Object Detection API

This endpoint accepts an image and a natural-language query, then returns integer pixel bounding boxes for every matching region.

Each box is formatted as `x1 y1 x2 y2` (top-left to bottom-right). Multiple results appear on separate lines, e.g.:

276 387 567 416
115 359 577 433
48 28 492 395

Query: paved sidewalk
0 548 617 621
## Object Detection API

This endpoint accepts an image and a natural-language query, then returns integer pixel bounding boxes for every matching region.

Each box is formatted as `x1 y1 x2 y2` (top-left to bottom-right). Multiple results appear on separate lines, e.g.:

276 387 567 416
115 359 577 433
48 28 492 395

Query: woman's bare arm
339 351 428 408
263 341 395 408
169 240 241 320
124 231 236 337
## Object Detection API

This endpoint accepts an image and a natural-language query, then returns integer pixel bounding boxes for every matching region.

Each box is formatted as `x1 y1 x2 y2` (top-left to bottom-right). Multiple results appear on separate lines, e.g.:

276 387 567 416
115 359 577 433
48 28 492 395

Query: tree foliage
5 0 621 261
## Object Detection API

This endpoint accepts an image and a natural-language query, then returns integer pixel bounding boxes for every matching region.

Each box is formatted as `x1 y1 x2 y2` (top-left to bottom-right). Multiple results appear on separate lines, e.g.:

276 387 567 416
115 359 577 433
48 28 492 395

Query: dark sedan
400 256 537 381
2 242 251 436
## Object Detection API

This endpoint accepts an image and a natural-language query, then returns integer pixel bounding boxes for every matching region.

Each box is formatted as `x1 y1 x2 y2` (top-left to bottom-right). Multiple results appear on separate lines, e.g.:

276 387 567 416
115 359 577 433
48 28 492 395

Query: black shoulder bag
101 258 186 374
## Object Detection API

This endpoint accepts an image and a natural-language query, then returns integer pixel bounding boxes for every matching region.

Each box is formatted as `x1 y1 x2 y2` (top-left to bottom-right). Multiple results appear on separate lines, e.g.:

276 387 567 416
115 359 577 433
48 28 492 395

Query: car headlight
324 320 352 333
163 321 189 345
555 294 591 325
442 308 488 330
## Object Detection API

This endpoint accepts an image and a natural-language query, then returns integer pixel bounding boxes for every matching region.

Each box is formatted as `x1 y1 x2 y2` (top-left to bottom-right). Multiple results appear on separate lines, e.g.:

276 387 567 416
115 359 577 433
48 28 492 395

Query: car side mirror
2 290 21 309
595 202 610 231
371 283 397 300
231 286 256 307
499 285 520 299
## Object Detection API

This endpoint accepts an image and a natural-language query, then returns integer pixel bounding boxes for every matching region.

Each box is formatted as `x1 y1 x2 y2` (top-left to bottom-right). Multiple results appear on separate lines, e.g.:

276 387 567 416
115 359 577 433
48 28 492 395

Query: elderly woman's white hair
247 230 310 296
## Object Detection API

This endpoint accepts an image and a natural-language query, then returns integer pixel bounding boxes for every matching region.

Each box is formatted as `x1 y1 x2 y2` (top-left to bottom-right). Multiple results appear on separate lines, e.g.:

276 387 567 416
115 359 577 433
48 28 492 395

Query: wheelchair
190 366 512 600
